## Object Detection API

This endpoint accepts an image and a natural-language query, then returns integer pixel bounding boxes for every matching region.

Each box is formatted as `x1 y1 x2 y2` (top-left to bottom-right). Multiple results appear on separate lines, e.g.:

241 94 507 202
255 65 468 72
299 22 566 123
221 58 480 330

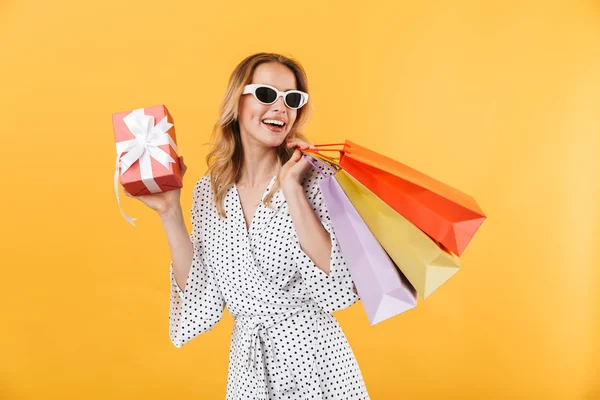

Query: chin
265 136 286 148
255 129 288 148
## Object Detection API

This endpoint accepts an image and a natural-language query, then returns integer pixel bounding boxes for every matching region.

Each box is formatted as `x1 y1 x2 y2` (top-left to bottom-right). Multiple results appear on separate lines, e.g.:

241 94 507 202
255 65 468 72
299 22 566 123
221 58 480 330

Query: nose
272 95 287 112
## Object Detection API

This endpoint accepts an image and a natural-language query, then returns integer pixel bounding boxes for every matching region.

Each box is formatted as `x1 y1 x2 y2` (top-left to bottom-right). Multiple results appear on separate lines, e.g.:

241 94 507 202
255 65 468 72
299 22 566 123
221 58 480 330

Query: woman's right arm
123 157 225 346
166 178 225 347
159 205 193 292
123 156 194 292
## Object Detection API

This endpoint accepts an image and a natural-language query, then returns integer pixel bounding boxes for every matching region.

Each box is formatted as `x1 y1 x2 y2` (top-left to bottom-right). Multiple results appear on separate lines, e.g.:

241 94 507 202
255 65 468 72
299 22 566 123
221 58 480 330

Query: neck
237 144 280 189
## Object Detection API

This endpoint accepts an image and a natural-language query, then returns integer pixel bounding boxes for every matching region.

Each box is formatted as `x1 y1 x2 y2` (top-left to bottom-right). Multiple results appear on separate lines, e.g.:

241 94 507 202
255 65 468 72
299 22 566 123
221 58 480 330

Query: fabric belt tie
247 322 296 395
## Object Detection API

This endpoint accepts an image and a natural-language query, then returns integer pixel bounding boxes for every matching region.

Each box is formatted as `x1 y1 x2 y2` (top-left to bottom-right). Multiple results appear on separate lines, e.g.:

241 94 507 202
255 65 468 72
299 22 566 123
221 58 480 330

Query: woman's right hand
122 156 188 215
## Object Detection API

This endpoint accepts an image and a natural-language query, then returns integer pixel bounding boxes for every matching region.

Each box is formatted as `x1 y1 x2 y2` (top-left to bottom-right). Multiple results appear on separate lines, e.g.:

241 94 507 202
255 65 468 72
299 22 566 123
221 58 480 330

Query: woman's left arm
280 139 359 313
280 139 332 274
282 181 333 275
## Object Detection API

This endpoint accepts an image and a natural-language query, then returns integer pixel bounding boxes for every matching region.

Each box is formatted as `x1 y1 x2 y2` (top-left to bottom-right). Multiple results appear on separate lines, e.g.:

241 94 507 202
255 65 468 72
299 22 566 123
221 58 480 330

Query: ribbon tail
168 134 179 155
150 146 176 169
114 154 137 226
139 153 162 193
119 145 144 176
153 116 174 136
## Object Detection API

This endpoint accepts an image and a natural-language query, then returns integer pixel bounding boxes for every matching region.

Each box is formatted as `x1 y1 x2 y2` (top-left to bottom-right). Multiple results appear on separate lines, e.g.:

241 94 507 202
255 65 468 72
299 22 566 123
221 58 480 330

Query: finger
179 156 187 177
287 138 309 147
292 142 309 151
291 148 302 161
300 145 316 152
296 140 315 150
297 153 310 168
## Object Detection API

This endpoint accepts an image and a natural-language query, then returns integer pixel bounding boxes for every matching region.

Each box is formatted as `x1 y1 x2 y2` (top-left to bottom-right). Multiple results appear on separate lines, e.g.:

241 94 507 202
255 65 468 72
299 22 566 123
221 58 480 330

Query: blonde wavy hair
205 53 313 218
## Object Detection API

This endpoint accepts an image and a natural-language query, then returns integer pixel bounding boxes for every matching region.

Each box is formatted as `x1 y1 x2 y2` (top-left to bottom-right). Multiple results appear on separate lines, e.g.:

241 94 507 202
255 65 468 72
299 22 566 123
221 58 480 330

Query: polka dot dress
169 162 370 400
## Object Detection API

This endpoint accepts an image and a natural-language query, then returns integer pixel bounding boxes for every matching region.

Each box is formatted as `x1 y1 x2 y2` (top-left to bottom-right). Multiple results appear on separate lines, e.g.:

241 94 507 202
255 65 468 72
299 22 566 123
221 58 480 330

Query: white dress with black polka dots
168 164 370 400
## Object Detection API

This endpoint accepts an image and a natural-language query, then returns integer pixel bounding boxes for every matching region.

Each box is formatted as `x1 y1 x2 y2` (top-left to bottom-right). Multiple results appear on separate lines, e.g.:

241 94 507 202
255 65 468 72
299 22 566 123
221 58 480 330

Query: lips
262 120 285 133
262 118 286 127
261 117 286 133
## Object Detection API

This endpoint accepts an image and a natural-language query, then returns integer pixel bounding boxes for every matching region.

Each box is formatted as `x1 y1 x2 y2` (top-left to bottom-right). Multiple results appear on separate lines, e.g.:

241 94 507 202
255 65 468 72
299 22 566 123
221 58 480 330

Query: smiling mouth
262 119 286 128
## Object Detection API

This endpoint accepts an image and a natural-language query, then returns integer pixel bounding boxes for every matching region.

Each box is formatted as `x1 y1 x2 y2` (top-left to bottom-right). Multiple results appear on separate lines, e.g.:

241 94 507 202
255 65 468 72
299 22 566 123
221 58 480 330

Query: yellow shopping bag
334 169 461 299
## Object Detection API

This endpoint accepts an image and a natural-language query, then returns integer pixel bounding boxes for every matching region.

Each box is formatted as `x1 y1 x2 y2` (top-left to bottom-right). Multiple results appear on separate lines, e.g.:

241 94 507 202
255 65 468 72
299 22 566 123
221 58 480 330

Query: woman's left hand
279 138 318 188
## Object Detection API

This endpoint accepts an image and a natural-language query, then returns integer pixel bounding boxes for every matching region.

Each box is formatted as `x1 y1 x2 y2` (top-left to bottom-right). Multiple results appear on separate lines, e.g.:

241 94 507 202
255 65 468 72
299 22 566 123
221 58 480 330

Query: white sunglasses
242 84 309 109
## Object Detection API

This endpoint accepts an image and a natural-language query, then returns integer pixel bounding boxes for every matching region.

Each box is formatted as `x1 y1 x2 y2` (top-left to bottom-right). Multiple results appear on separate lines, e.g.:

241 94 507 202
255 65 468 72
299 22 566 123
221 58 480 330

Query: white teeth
263 119 285 126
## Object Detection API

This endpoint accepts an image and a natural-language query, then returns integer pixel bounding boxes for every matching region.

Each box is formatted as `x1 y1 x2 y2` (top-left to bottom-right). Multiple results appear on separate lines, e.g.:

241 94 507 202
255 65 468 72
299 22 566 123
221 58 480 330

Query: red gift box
112 105 182 225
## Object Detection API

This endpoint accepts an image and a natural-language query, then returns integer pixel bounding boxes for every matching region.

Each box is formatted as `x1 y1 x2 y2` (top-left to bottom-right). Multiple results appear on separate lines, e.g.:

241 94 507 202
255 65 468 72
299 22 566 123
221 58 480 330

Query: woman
125 52 369 399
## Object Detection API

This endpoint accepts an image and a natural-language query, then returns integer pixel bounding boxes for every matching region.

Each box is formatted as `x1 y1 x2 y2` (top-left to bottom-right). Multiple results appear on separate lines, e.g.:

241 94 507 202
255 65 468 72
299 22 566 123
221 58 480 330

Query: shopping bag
303 153 417 324
310 141 485 256
332 164 462 299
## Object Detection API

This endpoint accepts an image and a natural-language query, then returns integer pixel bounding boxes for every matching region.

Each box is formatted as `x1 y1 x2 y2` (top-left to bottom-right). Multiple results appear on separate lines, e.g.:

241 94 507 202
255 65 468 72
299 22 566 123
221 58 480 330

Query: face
238 62 299 149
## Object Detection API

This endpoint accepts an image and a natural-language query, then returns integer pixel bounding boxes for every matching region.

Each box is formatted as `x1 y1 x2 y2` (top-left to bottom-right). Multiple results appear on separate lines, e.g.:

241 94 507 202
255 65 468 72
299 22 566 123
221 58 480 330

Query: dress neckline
233 174 278 235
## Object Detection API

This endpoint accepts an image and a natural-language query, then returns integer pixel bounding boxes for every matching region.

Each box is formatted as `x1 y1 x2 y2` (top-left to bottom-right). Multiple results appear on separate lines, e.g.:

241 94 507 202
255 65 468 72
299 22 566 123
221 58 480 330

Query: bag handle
311 143 345 156
313 143 345 147
303 150 341 168
302 152 338 179
303 149 340 164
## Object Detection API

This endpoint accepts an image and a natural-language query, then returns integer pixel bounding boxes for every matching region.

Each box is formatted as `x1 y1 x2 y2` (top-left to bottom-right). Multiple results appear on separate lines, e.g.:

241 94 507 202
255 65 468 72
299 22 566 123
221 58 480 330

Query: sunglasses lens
285 93 303 108
255 86 277 104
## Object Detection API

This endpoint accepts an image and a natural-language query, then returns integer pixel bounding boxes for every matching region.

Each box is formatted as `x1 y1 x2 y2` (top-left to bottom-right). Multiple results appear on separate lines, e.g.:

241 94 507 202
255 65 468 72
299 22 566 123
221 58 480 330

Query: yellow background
1 0 598 398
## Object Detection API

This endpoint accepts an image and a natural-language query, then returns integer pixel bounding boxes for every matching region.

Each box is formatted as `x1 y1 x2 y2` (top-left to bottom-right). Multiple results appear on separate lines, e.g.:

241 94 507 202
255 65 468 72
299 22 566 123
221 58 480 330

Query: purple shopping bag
304 153 418 325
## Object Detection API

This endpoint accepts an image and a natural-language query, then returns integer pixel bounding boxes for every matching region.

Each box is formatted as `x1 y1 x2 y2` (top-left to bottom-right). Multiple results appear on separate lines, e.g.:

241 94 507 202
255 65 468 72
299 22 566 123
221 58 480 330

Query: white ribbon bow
114 108 179 226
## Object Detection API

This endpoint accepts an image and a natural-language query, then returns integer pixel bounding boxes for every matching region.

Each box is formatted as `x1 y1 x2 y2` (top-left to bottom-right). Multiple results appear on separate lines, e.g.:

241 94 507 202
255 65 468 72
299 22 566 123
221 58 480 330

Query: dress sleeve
169 178 225 348
290 167 359 314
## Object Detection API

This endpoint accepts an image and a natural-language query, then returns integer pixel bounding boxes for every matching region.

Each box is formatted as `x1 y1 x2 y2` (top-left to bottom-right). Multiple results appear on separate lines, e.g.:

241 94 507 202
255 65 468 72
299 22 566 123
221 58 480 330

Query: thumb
291 148 302 162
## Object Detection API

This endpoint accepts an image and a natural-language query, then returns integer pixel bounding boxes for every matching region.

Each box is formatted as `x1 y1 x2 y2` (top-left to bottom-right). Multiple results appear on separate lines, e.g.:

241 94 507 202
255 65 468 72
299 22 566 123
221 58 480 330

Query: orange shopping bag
308 141 486 256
